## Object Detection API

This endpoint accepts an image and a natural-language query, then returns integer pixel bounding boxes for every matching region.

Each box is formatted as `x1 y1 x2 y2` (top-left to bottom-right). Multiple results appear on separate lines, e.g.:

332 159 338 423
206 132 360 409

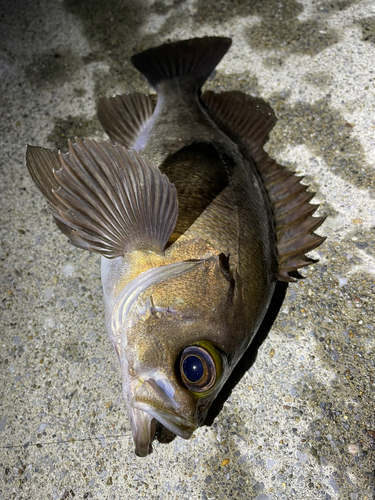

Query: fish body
26 37 325 456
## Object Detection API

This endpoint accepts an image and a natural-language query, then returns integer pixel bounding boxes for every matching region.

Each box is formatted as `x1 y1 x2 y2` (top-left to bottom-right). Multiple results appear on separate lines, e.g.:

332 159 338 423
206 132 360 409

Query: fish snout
132 378 197 440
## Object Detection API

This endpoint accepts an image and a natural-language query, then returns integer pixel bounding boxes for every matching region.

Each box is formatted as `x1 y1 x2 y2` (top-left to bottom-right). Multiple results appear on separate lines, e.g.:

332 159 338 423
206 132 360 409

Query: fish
25 36 326 457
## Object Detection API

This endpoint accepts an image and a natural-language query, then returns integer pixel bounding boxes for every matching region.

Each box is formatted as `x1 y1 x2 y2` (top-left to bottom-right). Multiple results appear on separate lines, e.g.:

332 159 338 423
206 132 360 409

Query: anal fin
202 90 326 282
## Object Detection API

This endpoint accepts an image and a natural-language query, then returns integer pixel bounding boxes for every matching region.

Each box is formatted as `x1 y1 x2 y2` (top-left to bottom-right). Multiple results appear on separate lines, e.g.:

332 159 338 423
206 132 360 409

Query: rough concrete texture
1 0 374 499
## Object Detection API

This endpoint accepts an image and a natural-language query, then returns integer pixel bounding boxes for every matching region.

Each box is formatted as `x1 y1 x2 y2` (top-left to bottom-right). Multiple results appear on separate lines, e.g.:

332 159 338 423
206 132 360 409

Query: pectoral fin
26 145 93 250
202 90 326 282
26 139 178 257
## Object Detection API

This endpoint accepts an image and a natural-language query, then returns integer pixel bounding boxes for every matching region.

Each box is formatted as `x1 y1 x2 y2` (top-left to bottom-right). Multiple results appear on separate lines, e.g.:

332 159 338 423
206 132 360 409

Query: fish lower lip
131 408 157 457
133 401 197 439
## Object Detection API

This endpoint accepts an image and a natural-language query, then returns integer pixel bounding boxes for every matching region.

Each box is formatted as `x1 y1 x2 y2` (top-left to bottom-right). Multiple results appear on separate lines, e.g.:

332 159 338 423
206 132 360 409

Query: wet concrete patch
203 71 259 95
266 96 375 193
62 0 155 99
303 71 334 90
24 48 82 89
195 0 340 56
247 17 338 56
47 115 101 152
194 0 264 24
360 16 375 44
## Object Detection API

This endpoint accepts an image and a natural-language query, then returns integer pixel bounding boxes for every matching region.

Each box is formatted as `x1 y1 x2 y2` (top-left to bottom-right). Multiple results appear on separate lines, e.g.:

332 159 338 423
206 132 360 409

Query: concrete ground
1 0 375 498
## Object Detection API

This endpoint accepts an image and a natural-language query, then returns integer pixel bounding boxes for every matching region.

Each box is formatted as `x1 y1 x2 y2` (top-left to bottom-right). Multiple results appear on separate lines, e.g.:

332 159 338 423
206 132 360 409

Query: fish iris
179 344 217 392
183 355 204 382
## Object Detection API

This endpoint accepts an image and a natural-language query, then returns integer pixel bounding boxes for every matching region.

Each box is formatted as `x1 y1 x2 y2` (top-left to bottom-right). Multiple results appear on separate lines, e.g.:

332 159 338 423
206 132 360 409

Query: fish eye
179 345 216 392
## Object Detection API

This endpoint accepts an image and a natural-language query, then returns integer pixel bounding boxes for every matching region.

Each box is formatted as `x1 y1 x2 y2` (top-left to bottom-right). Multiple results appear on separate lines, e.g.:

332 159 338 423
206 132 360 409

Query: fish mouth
131 378 197 455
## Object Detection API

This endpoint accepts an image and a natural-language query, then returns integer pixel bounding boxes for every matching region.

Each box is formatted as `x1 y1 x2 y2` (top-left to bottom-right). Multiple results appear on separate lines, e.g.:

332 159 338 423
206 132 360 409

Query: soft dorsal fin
202 90 276 151
26 139 178 258
131 37 232 90
97 93 157 149
202 90 326 282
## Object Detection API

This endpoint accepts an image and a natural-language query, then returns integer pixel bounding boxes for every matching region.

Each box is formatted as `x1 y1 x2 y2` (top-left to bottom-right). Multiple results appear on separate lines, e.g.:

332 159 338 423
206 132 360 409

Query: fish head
112 255 239 456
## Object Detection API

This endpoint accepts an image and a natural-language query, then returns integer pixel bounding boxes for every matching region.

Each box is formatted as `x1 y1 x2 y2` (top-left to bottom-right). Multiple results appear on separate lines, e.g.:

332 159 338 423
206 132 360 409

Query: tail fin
131 37 232 90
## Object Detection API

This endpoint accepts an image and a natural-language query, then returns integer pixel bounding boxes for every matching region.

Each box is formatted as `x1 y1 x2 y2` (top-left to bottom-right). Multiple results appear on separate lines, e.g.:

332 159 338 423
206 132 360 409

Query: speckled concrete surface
1 0 375 499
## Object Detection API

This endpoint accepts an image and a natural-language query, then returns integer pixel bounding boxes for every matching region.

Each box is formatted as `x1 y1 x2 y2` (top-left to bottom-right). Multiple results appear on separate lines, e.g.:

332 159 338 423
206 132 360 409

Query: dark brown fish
26 37 325 457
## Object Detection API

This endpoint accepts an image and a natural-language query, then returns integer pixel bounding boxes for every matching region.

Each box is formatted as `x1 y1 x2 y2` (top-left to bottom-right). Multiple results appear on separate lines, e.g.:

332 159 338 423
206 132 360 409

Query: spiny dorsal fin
26 139 178 258
131 37 232 90
202 90 326 282
97 93 157 149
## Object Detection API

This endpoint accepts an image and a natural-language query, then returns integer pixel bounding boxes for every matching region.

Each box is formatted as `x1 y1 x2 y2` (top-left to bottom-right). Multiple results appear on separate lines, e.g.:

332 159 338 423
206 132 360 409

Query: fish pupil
183 355 204 382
